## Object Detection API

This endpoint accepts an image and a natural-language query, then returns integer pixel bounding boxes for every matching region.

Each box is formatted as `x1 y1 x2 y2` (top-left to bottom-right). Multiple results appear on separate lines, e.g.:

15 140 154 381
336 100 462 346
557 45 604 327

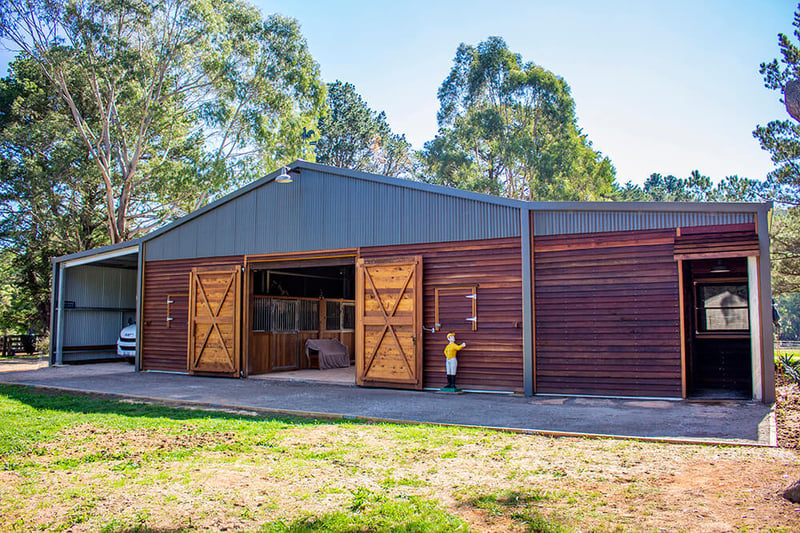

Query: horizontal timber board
142 256 243 372
534 229 680 397
361 237 523 391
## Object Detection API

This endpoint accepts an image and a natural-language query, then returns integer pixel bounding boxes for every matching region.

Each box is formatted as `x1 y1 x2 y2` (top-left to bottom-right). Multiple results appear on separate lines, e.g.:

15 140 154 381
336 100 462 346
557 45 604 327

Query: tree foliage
0 0 325 243
419 37 616 200
618 171 765 203
753 4 800 294
0 0 326 331
776 292 800 340
0 56 107 332
315 81 412 177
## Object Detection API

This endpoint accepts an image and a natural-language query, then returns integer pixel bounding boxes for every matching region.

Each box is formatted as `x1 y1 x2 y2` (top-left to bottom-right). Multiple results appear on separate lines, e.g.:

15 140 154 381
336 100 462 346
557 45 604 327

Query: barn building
50 161 776 402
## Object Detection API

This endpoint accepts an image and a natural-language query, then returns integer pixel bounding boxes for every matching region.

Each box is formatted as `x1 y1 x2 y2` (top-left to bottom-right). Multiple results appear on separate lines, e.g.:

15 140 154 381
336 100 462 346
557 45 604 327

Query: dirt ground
776 383 800 451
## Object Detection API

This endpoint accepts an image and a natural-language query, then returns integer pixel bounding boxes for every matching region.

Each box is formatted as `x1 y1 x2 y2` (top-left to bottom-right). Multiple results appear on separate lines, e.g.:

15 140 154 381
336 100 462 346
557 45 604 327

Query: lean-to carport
50 240 141 365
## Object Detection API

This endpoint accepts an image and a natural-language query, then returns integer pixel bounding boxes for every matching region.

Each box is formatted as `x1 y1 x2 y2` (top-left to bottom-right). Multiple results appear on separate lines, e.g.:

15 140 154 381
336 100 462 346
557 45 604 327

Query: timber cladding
141 256 244 372
359 237 523 392
534 229 682 398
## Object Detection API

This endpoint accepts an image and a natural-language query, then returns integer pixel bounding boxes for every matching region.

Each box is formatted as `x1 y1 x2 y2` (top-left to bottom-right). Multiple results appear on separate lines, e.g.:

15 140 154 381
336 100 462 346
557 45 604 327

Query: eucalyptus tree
754 5 800 293
315 81 412 177
0 0 325 243
421 36 615 201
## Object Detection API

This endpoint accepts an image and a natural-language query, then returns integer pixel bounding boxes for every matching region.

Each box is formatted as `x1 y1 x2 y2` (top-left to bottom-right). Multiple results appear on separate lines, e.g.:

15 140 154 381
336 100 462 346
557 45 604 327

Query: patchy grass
260 488 467 532
0 384 798 532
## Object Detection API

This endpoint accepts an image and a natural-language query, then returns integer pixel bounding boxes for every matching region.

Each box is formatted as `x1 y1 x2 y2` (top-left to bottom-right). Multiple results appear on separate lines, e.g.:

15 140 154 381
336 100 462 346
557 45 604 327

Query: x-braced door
188 268 242 377
356 256 422 389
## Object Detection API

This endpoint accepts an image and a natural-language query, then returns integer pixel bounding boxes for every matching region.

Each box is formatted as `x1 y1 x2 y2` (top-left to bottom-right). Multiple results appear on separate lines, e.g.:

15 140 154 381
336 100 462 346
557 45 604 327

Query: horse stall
246 259 356 376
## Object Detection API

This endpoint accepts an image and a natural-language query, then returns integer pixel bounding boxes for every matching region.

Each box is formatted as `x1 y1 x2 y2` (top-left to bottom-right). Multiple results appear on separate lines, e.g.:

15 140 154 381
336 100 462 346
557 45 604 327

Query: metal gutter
53 239 141 266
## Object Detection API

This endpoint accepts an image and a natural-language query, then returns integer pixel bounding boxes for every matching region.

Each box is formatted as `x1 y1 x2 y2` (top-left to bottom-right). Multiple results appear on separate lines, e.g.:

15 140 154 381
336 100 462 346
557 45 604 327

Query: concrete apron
0 362 775 447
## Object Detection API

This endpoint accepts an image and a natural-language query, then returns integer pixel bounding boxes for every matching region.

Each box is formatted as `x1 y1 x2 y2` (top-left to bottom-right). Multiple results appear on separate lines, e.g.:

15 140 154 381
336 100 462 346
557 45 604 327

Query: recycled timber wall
141 256 243 372
360 237 524 392
533 229 682 397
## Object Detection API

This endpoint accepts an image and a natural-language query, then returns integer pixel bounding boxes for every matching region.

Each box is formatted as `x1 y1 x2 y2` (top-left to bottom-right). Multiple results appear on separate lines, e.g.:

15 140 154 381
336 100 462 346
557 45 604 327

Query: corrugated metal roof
53 240 141 266
145 166 522 261
52 161 771 264
532 210 757 236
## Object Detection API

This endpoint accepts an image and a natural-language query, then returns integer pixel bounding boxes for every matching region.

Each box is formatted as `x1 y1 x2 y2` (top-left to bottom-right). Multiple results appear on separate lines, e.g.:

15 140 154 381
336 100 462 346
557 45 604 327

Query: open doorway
245 258 356 381
683 258 752 399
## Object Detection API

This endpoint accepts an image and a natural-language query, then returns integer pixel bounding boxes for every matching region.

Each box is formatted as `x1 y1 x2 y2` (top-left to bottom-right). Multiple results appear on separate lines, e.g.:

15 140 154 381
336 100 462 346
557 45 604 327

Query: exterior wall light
710 259 730 274
275 167 293 184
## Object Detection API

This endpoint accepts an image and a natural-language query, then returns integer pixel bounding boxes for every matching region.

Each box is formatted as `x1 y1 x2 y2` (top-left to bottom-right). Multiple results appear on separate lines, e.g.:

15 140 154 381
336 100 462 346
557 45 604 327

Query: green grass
0 354 42 360
261 488 467 532
0 384 302 458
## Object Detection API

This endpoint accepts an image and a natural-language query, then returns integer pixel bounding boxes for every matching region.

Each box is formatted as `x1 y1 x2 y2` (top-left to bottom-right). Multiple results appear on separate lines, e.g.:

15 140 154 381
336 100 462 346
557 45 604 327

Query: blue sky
1 1 796 185
258 0 797 185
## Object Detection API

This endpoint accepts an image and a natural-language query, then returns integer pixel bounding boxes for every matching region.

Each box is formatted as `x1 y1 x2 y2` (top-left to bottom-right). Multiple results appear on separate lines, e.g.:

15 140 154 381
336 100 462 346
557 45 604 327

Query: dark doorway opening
683 258 752 399
246 258 356 376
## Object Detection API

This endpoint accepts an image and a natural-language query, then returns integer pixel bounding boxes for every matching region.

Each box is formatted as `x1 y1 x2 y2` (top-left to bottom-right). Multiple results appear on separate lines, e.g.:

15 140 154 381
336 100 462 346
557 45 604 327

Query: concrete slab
0 362 775 446
250 366 356 386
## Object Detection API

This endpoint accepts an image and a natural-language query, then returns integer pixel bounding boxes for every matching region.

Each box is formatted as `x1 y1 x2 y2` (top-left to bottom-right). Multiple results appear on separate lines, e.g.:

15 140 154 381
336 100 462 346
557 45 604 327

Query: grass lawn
0 384 799 532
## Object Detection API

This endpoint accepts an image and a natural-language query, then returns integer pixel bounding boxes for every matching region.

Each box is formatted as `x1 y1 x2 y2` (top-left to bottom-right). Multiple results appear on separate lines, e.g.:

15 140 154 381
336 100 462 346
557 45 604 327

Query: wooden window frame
166 293 188 328
434 284 478 332
692 278 750 339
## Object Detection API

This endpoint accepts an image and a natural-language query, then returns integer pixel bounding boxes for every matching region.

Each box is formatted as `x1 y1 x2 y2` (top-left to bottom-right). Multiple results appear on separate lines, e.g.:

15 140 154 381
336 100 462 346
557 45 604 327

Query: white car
117 324 137 363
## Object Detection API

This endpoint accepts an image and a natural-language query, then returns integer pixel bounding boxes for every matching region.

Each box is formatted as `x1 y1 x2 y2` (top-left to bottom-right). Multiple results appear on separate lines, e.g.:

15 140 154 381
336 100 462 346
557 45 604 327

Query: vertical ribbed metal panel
61 265 137 347
147 169 521 260
532 210 755 236
63 311 133 346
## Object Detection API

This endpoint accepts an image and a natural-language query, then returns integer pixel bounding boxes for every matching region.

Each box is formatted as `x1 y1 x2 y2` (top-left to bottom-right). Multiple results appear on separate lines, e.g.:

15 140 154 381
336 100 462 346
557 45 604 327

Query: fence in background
1 335 40 357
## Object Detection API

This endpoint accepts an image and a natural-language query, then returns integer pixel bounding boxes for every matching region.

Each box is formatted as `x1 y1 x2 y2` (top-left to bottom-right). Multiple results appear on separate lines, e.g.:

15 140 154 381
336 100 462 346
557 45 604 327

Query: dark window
326 300 341 330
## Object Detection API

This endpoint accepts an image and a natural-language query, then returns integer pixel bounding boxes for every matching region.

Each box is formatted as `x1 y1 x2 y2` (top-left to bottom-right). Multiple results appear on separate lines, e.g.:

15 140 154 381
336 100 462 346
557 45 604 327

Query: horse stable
49 161 776 403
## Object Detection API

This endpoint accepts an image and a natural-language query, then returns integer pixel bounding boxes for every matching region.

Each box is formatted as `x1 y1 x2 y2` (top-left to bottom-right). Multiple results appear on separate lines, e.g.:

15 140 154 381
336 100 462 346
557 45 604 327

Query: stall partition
248 296 355 374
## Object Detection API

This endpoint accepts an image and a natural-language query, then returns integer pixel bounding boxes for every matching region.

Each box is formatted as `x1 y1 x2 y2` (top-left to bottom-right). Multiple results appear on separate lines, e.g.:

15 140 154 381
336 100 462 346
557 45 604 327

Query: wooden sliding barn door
356 256 423 389
188 268 242 377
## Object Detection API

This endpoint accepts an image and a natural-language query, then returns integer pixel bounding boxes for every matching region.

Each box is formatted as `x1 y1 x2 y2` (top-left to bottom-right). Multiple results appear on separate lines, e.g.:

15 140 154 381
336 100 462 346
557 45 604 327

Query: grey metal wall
62 265 137 349
532 209 755 236
145 168 521 261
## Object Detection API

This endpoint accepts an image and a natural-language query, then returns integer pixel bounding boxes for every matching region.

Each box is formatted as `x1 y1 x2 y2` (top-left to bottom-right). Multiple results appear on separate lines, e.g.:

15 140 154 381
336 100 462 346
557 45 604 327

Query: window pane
700 308 749 331
700 284 748 306
696 283 749 331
